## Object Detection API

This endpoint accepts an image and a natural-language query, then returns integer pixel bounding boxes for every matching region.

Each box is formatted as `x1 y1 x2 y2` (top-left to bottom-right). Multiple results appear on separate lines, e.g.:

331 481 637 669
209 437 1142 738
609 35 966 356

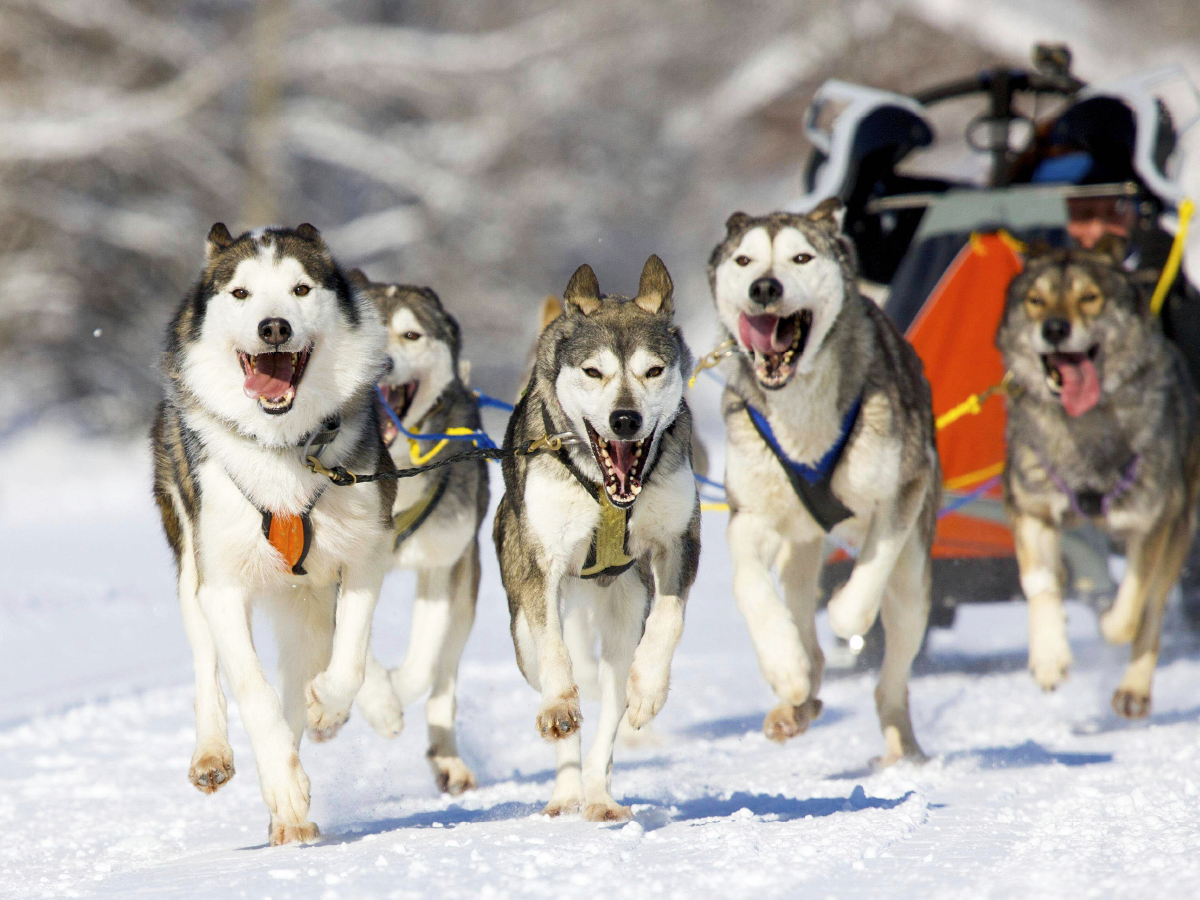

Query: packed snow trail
1 429 1197 899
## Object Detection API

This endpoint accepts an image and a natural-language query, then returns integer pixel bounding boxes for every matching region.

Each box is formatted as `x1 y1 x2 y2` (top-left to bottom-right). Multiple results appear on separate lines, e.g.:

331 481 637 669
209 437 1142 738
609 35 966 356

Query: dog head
541 255 691 508
997 240 1149 417
348 270 462 448
168 223 384 445
707 199 853 389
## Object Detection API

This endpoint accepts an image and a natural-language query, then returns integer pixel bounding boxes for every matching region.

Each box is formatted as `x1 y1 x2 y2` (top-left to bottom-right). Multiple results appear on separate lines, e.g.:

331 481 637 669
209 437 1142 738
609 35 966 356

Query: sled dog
152 223 397 844
998 243 1200 716
348 270 488 793
708 199 939 763
494 256 700 820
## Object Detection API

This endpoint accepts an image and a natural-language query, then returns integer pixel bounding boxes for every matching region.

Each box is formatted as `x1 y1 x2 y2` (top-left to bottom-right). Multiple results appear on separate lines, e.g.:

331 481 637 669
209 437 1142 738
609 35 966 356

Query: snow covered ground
2 424 1199 900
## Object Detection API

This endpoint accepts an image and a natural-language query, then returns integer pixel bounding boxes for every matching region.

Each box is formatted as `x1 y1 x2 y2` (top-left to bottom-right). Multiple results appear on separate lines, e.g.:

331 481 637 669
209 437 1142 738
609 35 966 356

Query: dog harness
392 471 451 551
1034 450 1140 519
745 396 862 532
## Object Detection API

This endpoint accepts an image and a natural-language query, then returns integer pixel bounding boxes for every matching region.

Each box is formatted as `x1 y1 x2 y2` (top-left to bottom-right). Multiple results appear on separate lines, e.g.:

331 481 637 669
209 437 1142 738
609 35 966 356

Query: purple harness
1035 451 1141 519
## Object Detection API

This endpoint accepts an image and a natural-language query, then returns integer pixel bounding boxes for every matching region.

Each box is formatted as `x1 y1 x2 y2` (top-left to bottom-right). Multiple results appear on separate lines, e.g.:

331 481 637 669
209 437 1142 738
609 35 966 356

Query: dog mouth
239 347 312 415
377 381 418 447
737 310 812 389
585 420 651 508
1041 346 1101 417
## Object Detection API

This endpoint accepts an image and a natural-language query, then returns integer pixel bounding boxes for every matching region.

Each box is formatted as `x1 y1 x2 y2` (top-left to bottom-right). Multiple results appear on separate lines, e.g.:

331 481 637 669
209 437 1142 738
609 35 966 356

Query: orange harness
259 506 316 575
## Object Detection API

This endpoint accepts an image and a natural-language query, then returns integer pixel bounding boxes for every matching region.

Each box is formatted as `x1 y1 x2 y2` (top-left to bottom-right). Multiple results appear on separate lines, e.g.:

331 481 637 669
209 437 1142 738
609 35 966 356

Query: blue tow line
375 385 498 450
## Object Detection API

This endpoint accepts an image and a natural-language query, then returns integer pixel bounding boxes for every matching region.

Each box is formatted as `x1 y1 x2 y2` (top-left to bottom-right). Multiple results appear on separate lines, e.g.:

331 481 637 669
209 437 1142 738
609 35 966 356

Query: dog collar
745 396 861 532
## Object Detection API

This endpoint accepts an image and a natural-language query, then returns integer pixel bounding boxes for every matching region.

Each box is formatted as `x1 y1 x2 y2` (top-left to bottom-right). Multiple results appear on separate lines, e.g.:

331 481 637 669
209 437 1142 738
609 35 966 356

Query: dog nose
748 277 783 305
609 409 642 439
258 317 292 346
1042 318 1070 346
382 356 394 374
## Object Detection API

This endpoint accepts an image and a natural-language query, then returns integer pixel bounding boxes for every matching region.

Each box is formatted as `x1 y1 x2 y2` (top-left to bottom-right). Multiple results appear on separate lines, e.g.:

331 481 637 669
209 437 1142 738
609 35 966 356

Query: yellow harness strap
579 488 636 579
1150 198 1195 317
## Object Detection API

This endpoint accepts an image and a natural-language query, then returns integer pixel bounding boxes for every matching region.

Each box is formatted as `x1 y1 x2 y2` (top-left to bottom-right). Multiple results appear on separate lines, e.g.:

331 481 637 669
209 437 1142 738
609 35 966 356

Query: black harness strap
392 471 451 551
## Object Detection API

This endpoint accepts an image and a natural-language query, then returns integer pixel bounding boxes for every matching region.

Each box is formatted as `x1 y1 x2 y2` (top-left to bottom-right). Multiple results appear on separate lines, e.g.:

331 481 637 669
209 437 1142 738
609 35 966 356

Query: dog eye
645 366 664 378
404 331 422 341
1080 293 1102 306
584 367 603 379
1026 296 1045 308
792 253 814 264
293 284 311 297
735 255 752 267
231 288 249 300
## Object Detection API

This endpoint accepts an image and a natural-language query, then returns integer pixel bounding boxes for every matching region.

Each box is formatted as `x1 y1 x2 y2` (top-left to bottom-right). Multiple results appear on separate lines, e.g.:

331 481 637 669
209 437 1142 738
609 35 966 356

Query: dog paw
536 689 582 741
1028 641 1073 692
762 698 823 743
262 753 312 837
826 586 878 641
356 686 404 740
872 747 929 769
625 665 669 730
428 753 477 796
306 676 351 742
583 800 632 823
1112 687 1151 719
542 796 583 817
269 818 320 846
1099 606 1138 645
763 667 812 708
189 744 235 794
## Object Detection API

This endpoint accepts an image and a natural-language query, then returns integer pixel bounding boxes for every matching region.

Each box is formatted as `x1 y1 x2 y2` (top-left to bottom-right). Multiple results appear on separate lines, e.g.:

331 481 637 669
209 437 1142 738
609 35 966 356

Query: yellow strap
408 427 480 466
1150 198 1195 317
935 394 983 430
579 490 636 577
944 461 1006 492
700 501 730 512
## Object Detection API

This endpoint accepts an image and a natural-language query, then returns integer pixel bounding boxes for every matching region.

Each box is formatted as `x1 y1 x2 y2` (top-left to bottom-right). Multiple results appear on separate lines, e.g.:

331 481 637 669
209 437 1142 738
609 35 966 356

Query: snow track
2 433 1198 899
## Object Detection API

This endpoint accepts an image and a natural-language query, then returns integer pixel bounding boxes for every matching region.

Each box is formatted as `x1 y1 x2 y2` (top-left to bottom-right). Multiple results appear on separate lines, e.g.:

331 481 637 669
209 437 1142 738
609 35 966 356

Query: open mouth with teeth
239 348 312 415
585 420 651 508
377 381 418 446
1041 346 1101 417
737 310 812 389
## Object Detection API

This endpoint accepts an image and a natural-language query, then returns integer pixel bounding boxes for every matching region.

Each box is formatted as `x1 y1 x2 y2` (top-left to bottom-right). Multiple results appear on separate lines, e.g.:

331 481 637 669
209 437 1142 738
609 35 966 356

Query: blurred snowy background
2 0 1199 435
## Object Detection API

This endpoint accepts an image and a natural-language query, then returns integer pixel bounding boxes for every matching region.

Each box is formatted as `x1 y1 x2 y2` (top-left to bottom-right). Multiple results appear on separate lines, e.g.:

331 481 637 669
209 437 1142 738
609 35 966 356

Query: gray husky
494 256 700 820
998 244 1200 716
348 270 488 794
707 199 939 764
152 224 396 844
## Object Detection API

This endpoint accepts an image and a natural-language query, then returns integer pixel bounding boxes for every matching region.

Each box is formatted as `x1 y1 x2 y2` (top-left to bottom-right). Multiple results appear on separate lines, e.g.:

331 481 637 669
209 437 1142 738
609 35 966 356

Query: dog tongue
243 352 294 401
609 441 637 491
738 314 792 354
1056 355 1100 417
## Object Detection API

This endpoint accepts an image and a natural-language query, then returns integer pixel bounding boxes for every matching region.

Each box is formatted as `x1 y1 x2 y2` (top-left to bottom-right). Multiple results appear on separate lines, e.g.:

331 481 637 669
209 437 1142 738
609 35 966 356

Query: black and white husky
707 200 940 764
151 224 397 845
348 270 488 794
494 256 700 821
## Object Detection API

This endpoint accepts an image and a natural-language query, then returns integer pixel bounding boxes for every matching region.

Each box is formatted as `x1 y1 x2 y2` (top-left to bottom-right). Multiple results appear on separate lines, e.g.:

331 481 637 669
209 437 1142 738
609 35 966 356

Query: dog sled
796 45 1200 632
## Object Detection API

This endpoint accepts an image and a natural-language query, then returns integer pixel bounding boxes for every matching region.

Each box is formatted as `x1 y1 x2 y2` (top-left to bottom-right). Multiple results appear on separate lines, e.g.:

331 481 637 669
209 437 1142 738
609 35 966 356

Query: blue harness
745 396 862 531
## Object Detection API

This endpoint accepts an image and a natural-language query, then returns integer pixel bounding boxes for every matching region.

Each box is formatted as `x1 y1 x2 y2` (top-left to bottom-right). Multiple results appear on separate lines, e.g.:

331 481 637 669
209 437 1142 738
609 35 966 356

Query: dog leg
530 566 582 742
179 552 233 794
763 538 826 742
269 589 335 746
729 512 813 712
306 563 386 741
426 543 479 796
562 601 600 702
356 653 404 740
582 577 643 822
1101 533 1153 645
827 474 928 641
543 729 584 817
389 566 454 707
626 545 689 730
198 582 316 845
874 530 929 765
1013 512 1072 690
1113 509 1192 718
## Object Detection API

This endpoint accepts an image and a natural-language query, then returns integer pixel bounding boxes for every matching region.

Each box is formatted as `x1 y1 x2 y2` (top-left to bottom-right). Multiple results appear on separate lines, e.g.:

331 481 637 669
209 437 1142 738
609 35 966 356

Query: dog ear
634 254 674 316
345 268 370 289
725 211 751 233
1089 233 1129 267
205 223 233 260
1022 238 1056 264
295 223 325 244
807 196 845 231
563 264 601 316
539 295 563 331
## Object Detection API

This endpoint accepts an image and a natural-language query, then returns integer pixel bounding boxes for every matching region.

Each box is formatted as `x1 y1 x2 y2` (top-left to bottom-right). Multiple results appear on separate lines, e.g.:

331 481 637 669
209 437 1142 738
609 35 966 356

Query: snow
3 427 1199 899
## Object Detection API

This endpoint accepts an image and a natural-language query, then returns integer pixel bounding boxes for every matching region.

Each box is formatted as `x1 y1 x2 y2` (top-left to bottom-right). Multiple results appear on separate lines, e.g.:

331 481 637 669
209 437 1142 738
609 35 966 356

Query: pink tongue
609 441 637 490
739 314 788 354
1058 357 1100 417
243 353 294 400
